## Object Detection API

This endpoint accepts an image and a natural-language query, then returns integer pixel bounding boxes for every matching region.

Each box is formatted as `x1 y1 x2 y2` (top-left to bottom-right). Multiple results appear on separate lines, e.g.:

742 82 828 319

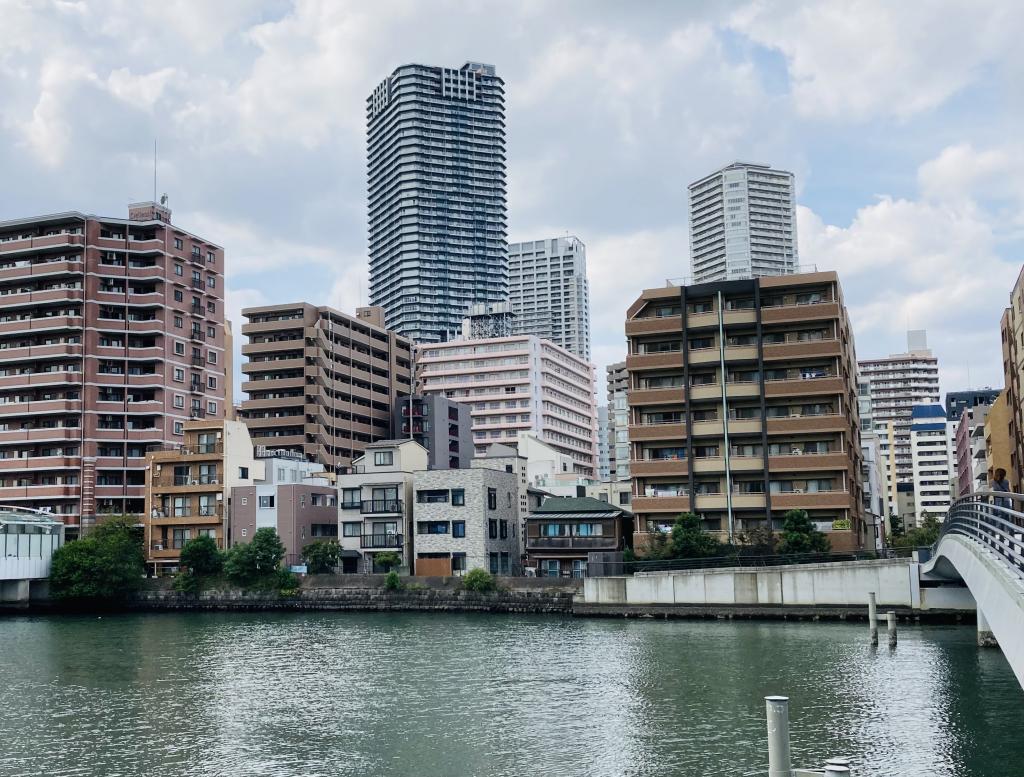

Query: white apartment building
859 330 941 512
336 439 428 573
606 362 629 482
508 236 591 360
416 335 598 476
909 402 954 526
688 162 798 283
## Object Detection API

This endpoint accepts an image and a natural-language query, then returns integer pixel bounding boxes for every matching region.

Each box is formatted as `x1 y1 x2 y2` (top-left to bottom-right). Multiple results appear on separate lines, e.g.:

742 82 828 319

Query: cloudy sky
2 0 1021 397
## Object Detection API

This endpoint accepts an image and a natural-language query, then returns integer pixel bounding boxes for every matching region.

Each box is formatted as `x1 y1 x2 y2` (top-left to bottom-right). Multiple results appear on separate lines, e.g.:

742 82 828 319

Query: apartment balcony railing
361 499 403 514
360 533 403 549
526 536 616 550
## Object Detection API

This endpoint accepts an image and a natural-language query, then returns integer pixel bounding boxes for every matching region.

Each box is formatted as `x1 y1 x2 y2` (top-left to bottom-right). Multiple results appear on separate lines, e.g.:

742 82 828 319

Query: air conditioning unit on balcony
210 478 219 485
152 544 163 551
189 479 199 486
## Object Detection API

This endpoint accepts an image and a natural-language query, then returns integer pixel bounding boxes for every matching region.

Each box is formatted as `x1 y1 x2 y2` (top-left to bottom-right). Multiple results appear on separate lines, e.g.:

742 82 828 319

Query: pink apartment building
415 335 598 476
0 201 225 537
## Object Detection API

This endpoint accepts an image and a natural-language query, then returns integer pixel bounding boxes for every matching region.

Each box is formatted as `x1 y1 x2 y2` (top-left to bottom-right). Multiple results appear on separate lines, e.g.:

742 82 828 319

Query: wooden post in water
887 611 897 648
868 592 878 646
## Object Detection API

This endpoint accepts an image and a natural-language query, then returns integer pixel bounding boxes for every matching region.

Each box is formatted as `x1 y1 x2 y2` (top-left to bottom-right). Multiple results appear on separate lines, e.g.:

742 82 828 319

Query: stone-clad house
412 467 519 576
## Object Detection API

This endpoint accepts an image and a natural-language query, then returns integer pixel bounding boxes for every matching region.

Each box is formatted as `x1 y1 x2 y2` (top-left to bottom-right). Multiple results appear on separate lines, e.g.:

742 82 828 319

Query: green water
0 613 1021 776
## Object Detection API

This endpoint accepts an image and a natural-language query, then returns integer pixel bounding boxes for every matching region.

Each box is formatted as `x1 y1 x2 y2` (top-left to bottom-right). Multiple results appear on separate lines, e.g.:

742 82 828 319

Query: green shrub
172 572 202 594
374 551 401 572
777 509 831 554
179 535 224 577
224 528 286 587
461 567 496 593
301 541 341 574
384 570 402 590
50 515 144 601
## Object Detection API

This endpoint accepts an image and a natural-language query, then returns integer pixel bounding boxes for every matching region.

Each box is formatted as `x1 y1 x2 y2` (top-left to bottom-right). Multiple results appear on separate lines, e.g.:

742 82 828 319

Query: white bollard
765 696 793 777
887 611 897 648
868 592 878 646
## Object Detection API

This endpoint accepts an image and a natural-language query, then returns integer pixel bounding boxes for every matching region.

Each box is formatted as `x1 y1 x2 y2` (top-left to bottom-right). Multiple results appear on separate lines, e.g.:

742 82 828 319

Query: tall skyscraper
0 202 225 538
367 62 507 343
858 330 940 512
688 162 798 284
508 236 591 359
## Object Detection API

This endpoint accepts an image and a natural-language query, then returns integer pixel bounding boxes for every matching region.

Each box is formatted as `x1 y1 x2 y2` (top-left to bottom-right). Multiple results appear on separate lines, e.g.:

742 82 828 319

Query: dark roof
531 496 632 517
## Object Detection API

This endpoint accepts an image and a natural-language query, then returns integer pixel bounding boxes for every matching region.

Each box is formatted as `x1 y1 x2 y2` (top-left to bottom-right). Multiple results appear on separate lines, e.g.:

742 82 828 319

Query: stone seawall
127 574 582 615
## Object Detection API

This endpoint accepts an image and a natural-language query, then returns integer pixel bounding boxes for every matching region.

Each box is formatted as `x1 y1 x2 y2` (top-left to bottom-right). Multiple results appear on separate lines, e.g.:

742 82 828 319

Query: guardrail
939 490 1024 580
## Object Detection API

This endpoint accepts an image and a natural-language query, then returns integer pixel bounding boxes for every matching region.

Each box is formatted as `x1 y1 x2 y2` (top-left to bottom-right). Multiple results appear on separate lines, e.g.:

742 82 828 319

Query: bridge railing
940 491 1024 580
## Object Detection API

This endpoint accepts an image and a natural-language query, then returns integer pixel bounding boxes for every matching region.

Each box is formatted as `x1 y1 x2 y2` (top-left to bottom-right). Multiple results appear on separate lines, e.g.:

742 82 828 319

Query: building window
174 316 183 329
207 325 215 338
452 553 467 574
207 376 217 389
500 552 510 575
499 520 508 539
207 302 215 314
452 521 466 538
417 521 449 535
174 238 183 250
207 351 217 365
207 276 216 289
487 488 497 510
174 341 185 355
374 451 394 466
451 489 465 506
488 519 498 539
174 263 183 276
417 489 449 503
173 368 184 382
504 465 513 473
173 421 183 435
174 290 183 302
489 553 499 574
258 495 275 508
207 251 215 263
342 522 361 537
341 488 360 509
241 527 247 538
207 401 216 414
239 467 249 479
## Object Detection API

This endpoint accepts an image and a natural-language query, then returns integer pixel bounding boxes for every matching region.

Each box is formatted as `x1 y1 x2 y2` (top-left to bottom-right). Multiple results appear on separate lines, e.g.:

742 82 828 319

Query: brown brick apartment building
625 271 865 551
239 303 412 473
0 202 225 537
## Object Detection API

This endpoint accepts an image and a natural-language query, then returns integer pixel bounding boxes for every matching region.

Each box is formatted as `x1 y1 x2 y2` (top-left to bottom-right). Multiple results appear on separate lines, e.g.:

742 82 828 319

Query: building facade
239 303 412 473
597 405 611 481
1001 266 1024 488
606 361 630 483
335 439 427 573
367 62 507 343
985 391 1014 490
507 236 591 359
0 202 225 538
908 402 954 525
524 496 631 578
954 403 993 497
858 330 940 513
688 162 798 284
411 467 519 576
144 419 259 574
393 393 472 470
625 271 865 551
416 335 598 474
229 453 338 568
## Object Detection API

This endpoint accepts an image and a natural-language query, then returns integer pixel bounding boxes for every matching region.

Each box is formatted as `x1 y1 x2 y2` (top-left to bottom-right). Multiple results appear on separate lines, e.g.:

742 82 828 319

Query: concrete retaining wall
585 560 976 612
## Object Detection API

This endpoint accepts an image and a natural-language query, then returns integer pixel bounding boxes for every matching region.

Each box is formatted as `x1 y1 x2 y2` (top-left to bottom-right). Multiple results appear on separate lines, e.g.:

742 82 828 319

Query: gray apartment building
507 236 591 360
689 162 798 283
411 466 520 576
393 393 473 470
367 62 507 343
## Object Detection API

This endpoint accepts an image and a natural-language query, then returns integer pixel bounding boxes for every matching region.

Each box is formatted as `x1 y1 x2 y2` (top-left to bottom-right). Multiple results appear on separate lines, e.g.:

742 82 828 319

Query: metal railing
360 533 403 549
361 499 403 514
938 490 1024 580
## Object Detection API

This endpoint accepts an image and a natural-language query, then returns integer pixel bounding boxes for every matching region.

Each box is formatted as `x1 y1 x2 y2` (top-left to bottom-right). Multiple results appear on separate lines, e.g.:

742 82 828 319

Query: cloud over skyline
1 0 1020 397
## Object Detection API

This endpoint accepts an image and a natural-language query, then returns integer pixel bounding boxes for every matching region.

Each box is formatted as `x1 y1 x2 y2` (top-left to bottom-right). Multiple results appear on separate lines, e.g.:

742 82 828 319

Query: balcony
526 536 616 551
629 386 685 406
190 382 205 394
360 533 403 549
625 314 682 337
631 494 691 513
629 422 686 441
190 329 206 342
630 458 687 477
361 498 403 514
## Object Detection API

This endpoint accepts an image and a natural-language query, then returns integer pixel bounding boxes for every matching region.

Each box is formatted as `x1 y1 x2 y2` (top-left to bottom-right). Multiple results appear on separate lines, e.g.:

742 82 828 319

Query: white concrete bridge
921 490 1024 687
0 506 64 604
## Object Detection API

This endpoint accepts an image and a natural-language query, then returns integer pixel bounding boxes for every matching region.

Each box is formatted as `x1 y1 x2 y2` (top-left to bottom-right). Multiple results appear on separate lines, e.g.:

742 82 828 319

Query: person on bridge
991 468 1012 509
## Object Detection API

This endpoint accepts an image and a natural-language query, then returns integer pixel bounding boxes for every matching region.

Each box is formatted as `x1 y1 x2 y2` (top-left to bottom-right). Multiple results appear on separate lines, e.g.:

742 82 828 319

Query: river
0 612 1021 776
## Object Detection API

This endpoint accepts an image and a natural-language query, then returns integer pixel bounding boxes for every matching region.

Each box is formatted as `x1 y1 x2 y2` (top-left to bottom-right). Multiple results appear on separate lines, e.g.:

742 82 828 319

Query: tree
737 524 777 556
302 541 341 574
224 528 286 587
461 568 496 592
179 535 223 577
373 551 401 572
50 515 144 601
668 513 723 559
776 509 831 554
892 512 941 548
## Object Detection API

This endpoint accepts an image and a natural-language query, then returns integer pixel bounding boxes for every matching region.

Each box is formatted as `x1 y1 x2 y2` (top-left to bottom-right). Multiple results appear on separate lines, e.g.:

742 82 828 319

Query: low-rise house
145 420 260 575
336 440 427 573
230 452 338 567
412 467 520 576
524 496 632 578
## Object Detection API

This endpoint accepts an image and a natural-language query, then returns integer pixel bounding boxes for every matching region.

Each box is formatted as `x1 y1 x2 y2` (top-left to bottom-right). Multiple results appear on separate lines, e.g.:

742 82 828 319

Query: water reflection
0 614 1021 776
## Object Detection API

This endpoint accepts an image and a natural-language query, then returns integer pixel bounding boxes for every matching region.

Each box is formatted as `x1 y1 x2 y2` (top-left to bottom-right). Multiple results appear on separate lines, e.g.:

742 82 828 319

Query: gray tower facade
689 162 797 284
367 62 508 343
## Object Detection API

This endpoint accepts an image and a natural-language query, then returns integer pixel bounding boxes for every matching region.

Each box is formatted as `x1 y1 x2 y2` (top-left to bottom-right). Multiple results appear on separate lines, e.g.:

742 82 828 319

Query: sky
1 0 1022 400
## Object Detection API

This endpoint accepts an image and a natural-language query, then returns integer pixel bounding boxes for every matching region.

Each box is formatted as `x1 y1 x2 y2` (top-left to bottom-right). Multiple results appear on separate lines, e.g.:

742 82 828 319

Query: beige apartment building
0 201 225 538
144 419 260 574
1001 266 1024 488
239 303 412 474
625 271 865 552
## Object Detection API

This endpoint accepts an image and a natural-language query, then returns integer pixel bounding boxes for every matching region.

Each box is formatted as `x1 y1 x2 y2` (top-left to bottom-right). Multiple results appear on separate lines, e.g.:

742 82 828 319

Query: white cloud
729 0 1024 120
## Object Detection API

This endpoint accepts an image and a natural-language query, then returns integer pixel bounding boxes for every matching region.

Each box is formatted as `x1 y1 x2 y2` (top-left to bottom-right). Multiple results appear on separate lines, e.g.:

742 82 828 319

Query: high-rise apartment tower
689 162 798 284
508 236 591 360
367 62 507 343
0 202 226 537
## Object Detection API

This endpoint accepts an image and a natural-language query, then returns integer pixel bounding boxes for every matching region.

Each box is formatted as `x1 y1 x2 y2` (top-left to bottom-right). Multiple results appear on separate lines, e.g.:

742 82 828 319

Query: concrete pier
977 608 999 647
